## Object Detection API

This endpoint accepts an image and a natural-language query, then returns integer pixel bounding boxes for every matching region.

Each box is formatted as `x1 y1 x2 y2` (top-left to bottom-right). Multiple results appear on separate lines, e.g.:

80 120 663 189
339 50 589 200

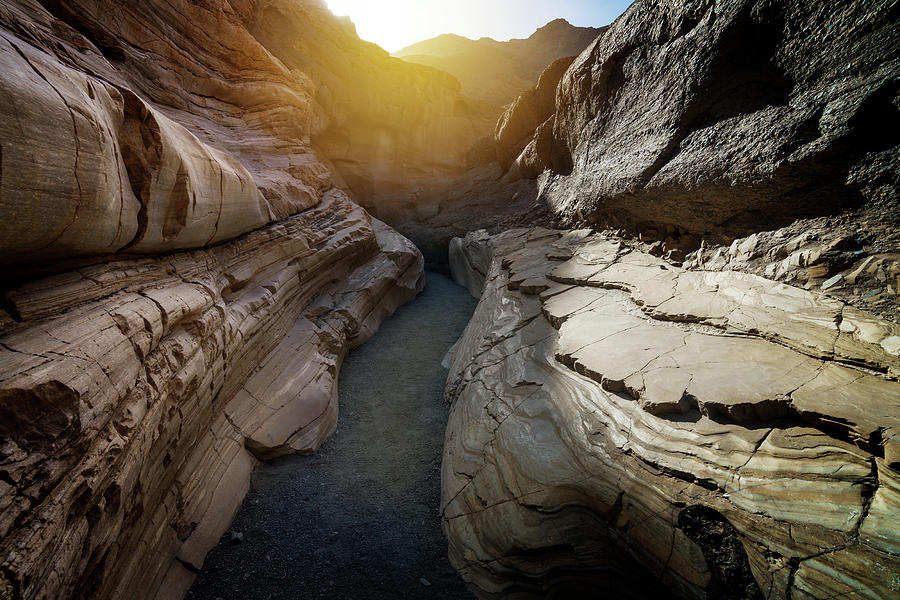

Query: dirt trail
188 272 476 600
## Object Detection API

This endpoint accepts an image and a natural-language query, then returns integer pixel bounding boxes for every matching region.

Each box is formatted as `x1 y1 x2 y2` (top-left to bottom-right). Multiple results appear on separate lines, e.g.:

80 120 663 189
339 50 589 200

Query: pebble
822 273 843 290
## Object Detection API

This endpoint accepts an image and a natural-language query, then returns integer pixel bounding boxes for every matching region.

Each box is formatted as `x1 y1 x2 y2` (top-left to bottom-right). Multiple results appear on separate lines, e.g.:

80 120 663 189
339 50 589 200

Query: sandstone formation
395 20 604 108
506 0 899 249
0 1 428 598
0 0 499 258
1 194 423 600
443 228 900 599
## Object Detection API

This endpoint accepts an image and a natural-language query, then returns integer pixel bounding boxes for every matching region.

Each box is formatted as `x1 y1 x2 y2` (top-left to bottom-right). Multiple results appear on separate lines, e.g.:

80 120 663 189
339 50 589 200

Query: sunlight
326 0 447 52
326 0 630 53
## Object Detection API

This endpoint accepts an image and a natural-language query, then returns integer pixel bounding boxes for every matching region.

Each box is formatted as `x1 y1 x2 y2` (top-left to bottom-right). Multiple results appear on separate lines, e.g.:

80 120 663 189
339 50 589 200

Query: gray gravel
187 272 476 600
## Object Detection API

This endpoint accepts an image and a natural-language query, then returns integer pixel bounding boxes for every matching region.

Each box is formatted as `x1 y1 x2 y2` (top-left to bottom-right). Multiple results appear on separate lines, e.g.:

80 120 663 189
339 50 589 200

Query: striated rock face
0 0 494 264
0 1 427 598
510 0 899 247
443 228 900 599
395 19 604 108
0 192 424 600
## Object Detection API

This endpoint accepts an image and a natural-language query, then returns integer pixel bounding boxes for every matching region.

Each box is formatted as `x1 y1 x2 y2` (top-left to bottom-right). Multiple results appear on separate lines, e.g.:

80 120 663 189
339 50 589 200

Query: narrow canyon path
188 272 476 600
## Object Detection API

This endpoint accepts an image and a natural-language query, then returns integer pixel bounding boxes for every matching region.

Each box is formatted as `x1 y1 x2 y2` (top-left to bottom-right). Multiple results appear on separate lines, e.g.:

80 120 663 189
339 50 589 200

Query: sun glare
326 0 628 53
326 0 471 52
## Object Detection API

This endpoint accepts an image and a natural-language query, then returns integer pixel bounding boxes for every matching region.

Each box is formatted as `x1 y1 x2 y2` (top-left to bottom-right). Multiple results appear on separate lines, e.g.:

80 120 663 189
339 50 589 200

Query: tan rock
443 228 900 599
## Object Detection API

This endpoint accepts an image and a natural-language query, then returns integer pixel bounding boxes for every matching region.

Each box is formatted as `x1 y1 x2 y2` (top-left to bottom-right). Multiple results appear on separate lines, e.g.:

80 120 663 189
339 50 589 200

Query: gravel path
188 272 476 600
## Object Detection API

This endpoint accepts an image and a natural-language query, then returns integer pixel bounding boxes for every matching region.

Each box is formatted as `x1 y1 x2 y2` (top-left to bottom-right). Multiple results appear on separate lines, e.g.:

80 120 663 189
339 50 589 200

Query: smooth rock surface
0 0 496 270
443 228 900 599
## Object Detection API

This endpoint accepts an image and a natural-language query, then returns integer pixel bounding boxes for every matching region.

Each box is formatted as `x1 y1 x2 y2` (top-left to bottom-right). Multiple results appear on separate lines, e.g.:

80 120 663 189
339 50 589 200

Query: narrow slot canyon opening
1 1 897 599
187 273 478 599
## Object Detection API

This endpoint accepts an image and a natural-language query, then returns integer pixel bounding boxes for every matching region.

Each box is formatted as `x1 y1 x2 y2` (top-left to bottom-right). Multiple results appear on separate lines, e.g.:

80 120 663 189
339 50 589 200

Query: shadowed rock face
506 0 899 248
0 1 434 598
444 228 899 599
494 56 578 173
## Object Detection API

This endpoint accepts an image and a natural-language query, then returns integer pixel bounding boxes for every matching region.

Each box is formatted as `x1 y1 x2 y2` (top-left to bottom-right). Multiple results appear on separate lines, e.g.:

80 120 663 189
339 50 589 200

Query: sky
325 0 634 53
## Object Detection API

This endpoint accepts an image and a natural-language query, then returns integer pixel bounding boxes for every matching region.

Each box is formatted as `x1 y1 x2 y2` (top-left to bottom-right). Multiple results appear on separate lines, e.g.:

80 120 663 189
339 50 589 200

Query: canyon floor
186 273 476 600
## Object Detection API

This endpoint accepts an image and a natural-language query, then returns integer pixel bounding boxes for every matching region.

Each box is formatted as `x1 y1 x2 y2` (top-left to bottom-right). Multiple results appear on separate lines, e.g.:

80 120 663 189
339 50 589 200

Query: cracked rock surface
443 228 900 599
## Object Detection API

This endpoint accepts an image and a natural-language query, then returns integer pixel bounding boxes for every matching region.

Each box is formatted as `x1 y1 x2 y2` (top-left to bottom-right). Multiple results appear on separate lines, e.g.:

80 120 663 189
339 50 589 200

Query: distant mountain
394 19 605 107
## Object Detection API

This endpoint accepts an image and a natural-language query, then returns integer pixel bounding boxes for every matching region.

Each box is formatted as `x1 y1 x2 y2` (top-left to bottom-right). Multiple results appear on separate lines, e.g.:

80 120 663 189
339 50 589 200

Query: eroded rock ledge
0 1 441 597
443 228 899 599
0 192 423 600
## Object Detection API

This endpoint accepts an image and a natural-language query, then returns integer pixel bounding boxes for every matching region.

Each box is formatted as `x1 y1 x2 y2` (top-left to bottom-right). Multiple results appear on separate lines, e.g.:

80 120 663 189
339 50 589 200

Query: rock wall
0 0 494 263
0 1 429 598
443 228 899 599
507 0 899 248
494 56 577 173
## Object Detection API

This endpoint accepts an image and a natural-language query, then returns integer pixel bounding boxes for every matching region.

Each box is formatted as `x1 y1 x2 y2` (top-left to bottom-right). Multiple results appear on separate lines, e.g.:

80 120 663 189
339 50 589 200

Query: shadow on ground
188 273 477 600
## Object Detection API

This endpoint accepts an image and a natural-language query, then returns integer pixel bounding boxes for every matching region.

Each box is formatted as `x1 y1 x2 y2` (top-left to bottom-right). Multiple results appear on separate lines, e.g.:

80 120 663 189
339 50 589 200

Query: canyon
0 0 898 599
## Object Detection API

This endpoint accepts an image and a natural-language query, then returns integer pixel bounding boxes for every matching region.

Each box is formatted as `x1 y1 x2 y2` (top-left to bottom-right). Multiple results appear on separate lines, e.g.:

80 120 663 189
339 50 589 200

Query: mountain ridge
393 18 605 107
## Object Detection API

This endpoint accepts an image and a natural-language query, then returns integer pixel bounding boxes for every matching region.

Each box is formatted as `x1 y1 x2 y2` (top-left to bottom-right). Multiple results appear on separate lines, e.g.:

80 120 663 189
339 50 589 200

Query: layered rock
443 228 900 599
684 216 900 321
0 1 428 598
507 0 899 248
0 0 497 265
0 191 424 600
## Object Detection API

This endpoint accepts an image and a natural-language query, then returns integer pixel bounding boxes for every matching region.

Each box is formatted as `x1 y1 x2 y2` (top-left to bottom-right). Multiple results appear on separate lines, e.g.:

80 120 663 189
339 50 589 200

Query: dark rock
495 55 579 172
510 0 899 248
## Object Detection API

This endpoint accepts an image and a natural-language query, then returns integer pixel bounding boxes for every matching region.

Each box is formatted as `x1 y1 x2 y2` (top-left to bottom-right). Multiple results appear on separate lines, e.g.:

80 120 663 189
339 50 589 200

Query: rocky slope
395 19 604 108
683 215 900 322
0 0 437 598
444 228 900 599
505 0 898 253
